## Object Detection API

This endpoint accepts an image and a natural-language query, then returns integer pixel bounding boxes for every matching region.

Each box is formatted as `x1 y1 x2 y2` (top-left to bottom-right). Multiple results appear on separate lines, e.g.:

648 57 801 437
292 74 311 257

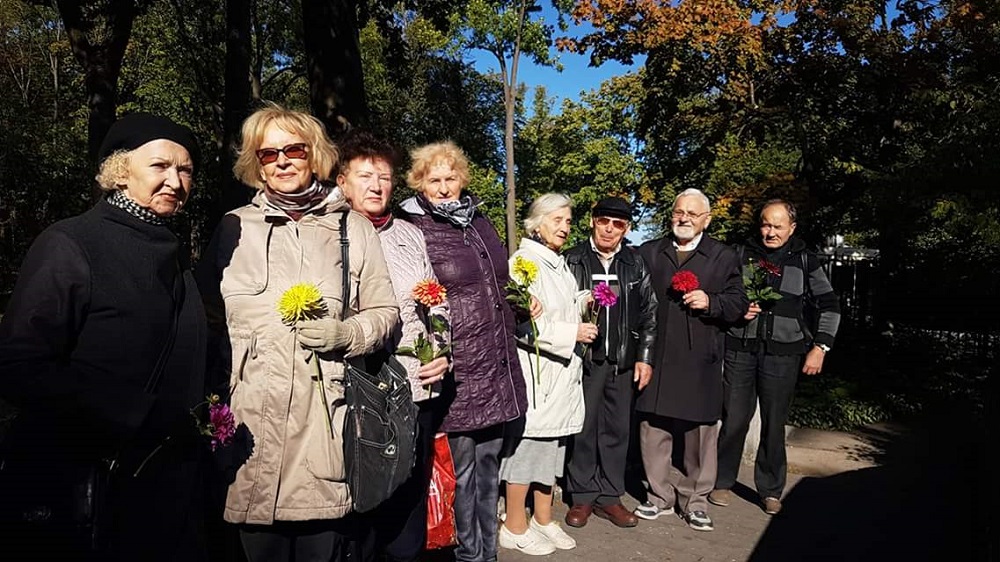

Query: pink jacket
377 216 450 402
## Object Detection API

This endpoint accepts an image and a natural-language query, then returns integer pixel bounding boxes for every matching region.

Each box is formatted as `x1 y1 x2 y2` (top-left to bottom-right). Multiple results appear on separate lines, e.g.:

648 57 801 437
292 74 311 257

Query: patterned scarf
264 178 331 215
429 195 479 229
108 190 169 226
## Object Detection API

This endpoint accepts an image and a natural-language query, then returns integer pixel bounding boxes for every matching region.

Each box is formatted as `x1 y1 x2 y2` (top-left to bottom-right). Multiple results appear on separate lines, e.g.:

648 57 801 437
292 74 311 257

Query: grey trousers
448 424 505 562
639 414 719 514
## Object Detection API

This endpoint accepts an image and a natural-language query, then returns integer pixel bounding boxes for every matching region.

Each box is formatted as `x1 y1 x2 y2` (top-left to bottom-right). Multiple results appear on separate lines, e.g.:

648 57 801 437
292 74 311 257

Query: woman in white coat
498 193 599 555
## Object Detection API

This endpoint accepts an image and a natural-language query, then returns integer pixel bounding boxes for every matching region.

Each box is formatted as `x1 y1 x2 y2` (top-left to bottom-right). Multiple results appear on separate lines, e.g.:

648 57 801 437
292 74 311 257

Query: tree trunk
301 0 368 137
220 0 254 216
55 0 137 164
504 84 517 254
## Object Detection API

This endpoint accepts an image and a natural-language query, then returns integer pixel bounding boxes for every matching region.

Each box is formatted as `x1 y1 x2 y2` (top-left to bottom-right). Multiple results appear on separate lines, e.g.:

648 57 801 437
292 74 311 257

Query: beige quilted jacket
199 191 399 525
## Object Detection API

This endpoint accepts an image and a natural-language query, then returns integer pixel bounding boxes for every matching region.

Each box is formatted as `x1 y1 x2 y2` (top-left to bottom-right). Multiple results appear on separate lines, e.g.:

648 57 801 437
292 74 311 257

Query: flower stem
530 317 540 409
133 437 170 477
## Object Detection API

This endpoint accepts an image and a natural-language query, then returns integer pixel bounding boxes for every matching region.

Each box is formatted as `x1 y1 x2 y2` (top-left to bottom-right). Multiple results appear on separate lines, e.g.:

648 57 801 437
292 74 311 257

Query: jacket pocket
771 315 806 343
304 396 347 482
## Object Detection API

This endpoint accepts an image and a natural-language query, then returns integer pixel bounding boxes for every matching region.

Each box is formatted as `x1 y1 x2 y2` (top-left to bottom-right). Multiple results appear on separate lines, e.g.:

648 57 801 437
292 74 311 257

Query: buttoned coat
510 238 588 437
198 191 399 525
398 195 527 433
636 235 748 423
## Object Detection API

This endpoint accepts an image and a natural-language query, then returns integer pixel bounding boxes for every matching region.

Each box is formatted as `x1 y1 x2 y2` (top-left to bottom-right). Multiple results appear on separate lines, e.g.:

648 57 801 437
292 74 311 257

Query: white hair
524 192 573 234
674 188 711 211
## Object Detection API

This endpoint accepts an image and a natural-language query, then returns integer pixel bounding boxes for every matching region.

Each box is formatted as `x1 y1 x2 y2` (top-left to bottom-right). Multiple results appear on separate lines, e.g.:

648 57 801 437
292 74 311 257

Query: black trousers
716 348 801 499
565 359 634 507
240 517 364 562
360 402 437 562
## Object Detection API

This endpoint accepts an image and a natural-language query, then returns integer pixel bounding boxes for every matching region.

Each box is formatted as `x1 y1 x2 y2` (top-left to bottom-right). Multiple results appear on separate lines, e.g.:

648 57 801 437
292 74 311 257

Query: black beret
592 196 632 221
98 113 200 168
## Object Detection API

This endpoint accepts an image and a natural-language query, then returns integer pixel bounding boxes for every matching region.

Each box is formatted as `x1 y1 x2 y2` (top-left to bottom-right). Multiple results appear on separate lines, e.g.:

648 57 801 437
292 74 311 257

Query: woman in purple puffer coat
398 141 529 562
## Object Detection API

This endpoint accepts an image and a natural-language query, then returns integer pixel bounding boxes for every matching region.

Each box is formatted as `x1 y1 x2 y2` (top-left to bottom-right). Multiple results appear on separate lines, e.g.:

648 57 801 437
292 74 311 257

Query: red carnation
758 259 782 277
671 270 700 294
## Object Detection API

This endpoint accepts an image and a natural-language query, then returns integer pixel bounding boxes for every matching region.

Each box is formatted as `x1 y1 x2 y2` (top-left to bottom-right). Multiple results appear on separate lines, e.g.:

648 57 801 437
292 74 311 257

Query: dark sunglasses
595 216 629 230
256 143 308 165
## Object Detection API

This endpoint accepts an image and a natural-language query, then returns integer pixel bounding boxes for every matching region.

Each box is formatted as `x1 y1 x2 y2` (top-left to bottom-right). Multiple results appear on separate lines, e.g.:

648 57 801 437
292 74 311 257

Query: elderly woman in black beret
0 113 211 561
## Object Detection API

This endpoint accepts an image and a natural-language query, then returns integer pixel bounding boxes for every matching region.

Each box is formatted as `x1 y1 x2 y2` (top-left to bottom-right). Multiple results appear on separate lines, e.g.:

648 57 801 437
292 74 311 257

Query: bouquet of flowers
506 255 541 407
397 279 451 392
278 282 333 437
742 259 783 303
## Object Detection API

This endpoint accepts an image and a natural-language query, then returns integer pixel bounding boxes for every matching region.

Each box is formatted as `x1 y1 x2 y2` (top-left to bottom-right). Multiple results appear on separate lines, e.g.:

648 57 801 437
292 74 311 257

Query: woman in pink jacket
336 129 450 562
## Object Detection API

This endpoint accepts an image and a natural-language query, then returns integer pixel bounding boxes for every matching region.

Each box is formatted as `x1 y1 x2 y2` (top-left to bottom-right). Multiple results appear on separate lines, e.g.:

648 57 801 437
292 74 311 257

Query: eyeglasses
256 143 308 165
672 209 710 220
595 216 629 230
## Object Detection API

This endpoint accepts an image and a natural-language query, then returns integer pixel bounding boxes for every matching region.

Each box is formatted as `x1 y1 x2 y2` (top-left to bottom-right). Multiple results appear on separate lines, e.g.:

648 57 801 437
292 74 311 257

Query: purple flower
593 282 618 308
209 403 236 452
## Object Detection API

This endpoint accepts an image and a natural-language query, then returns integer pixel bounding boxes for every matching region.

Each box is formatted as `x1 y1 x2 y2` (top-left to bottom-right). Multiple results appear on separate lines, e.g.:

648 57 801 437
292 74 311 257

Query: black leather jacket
565 242 658 371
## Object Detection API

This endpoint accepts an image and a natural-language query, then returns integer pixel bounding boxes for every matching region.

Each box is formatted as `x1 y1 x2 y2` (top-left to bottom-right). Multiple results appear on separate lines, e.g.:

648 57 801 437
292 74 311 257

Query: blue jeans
448 424 505 562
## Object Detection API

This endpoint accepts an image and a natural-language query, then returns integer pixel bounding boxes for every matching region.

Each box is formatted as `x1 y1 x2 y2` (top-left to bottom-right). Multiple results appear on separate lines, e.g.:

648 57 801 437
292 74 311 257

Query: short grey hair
524 192 573 235
674 188 711 211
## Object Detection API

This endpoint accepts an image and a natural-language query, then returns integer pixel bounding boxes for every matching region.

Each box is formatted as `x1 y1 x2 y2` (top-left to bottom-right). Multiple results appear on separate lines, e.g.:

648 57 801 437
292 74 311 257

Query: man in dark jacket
633 189 748 532
709 199 841 516
563 197 658 530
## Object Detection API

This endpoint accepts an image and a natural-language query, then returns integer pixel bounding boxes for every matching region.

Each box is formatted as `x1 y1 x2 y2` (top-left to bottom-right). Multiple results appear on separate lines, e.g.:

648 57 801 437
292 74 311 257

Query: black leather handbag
0 272 183 554
337 212 418 513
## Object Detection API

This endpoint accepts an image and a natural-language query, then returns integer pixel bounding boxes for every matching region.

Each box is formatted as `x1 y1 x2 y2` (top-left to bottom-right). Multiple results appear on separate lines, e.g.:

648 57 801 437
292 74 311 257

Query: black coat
0 199 209 561
636 235 747 423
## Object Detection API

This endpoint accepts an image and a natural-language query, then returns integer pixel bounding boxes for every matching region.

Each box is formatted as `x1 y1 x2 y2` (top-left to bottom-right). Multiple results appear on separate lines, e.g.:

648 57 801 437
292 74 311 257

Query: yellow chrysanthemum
277 283 325 324
512 256 538 286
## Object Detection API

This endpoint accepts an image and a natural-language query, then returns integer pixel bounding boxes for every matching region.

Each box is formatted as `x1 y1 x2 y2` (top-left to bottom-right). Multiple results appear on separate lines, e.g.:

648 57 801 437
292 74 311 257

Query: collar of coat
518 237 565 270
565 241 636 266
250 187 351 220
654 233 722 261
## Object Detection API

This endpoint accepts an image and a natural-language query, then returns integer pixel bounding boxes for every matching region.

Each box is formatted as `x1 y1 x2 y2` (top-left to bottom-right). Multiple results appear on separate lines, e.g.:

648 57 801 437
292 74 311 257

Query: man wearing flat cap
562 197 657 529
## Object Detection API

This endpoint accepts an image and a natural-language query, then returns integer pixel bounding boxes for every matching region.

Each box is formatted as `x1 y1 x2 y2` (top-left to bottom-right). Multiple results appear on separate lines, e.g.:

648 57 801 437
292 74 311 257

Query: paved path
498 465 792 562
425 421 987 562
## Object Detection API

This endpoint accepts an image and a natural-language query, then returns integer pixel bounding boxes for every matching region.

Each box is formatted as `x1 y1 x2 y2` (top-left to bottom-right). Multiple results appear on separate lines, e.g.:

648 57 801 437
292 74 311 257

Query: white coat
511 238 589 438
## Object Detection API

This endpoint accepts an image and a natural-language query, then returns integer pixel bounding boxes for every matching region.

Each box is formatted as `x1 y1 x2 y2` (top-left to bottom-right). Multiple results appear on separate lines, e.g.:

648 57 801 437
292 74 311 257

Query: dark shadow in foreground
749 417 987 562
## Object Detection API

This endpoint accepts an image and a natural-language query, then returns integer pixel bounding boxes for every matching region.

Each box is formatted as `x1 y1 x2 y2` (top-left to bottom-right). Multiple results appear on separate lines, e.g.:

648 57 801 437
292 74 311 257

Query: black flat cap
592 196 632 221
98 113 200 167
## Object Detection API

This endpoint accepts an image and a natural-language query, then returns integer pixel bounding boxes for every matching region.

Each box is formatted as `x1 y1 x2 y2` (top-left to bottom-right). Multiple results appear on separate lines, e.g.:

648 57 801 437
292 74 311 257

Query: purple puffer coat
399 195 527 432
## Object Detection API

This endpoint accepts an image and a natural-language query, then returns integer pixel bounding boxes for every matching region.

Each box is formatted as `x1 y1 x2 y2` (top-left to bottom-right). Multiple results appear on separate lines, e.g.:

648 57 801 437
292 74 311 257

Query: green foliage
517 73 648 246
789 377 889 432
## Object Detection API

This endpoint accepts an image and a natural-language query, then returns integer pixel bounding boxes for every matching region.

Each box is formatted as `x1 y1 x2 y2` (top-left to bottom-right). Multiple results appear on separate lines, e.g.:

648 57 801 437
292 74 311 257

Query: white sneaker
530 517 577 550
498 524 557 556
633 501 673 520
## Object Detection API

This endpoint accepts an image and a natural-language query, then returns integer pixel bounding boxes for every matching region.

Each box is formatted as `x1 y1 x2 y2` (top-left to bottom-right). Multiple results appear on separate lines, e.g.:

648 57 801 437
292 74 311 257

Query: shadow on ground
749 414 988 561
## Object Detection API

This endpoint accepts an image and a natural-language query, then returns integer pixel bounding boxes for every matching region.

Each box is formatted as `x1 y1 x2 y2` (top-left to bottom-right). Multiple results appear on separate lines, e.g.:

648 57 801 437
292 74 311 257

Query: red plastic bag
425 434 457 550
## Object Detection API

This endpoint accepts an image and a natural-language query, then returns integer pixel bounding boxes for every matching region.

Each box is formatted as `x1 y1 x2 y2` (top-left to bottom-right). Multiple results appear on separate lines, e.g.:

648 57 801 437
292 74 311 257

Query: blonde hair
95 150 131 192
406 141 470 193
233 104 339 190
524 193 572 235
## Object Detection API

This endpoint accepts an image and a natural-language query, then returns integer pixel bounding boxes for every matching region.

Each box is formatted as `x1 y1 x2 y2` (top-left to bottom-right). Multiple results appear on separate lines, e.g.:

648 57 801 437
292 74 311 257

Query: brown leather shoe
565 504 593 528
593 503 639 528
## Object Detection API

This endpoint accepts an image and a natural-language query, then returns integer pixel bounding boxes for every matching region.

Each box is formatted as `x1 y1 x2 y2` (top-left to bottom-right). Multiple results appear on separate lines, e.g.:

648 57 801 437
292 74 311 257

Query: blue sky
465 5 645 108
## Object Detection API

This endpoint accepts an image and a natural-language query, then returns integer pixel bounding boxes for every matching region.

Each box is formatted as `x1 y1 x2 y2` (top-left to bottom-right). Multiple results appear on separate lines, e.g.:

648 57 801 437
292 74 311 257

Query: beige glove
296 318 354 353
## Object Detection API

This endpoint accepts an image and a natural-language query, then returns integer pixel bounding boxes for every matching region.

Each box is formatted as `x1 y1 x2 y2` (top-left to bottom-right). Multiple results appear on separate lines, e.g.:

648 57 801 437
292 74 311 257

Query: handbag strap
143 266 184 394
339 212 351 320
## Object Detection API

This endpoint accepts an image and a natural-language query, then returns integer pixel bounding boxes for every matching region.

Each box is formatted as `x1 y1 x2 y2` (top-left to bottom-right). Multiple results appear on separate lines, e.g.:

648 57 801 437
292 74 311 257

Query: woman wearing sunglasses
196 105 399 562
